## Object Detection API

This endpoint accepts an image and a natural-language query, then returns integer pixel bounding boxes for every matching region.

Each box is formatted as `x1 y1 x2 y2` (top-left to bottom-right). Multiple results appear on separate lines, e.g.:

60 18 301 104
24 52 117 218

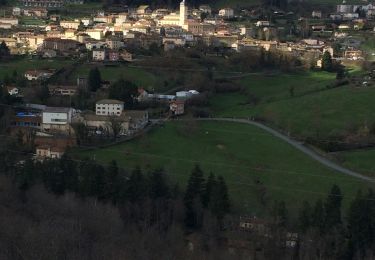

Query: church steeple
179 0 187 27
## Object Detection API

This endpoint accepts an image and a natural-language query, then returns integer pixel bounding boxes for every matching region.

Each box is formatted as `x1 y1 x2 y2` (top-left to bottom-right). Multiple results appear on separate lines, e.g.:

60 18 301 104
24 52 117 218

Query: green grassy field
337 149 375 177
74 121 372 215
210 71 375 139
71 64 162 90
211 72 335 117
0 58 74 80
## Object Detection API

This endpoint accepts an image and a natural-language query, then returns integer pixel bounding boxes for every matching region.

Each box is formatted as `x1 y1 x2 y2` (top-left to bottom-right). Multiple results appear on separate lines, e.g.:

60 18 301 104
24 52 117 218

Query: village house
36 145 65 159
60 20 81 30
137 5 152 16
24 69 55 81
108 50 120 61
23 8 48 18
199 4 212 14
22 0 64 8
0 17 19 27
0 38 17 48
92 49 106 61
76 110 148 136
85 29 104 40
219 8 234 18
124 110 149 131
7 86 19 96
48 85 77 96
119 49 133 61
170 99 185 116
13 7 22 16
95 99 124 116
42 38 83 54
106 36 124 49
34 135 76 159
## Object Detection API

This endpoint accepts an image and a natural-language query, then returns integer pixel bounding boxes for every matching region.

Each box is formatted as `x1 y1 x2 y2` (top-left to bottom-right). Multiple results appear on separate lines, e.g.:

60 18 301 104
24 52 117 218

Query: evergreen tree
42 159 66 195
88 67 102 92
347 189 375 257
38 84 50 103
298 200 312 233
125 166 147 203
184 165 205 229
104 160 122 203
322 51 333 72
209 176 230 222
108 79 138 109
0 41 10 59
325 184 342 229
202 172 216 208
78 161 105 198
149 168 170 199
312 199 325 234
59 154 78 192
3 74 11 85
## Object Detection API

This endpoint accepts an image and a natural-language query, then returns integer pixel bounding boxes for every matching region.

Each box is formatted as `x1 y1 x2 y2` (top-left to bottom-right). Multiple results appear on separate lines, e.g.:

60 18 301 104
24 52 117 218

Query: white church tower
179 0 187 28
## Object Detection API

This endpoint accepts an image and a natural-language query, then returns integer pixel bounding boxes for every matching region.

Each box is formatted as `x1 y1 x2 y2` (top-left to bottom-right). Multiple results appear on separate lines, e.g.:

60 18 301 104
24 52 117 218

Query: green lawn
337 149 375 177
0 58 74 80
210 71 335 118
210 71 375 139
72 64 161 90
73 121 372 215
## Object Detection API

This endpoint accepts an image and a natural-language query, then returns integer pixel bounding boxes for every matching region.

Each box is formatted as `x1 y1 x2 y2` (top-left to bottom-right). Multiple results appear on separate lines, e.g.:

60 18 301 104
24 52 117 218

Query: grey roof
44 107 72 113
96 99 124 105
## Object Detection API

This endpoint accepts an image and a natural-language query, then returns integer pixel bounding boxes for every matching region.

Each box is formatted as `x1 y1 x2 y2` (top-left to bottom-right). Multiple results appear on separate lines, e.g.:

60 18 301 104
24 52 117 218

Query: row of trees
295 185 375 259
5 155 231 232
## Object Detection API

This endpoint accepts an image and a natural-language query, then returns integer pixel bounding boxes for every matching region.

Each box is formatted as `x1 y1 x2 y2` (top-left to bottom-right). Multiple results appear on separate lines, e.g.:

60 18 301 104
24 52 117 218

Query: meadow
210 71 375 140
0 58 74 80
74 121 373 216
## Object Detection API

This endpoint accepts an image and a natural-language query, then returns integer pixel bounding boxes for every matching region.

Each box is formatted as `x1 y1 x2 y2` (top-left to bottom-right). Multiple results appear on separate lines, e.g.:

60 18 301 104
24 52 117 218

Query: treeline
296 185 375 259
1 155 231 230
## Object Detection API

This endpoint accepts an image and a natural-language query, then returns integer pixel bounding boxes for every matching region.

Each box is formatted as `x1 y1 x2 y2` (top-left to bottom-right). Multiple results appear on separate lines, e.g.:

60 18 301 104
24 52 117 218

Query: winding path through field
187 118 375 182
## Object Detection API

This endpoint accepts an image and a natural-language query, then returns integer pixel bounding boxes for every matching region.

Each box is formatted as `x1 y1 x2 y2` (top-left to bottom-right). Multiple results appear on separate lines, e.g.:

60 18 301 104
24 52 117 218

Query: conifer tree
88 67 101 92
298 200 312 233
184 165 205 229
125 166 146 203
149 168 169 199
312 199 325 234
202 172 216 208
209 176 230 221
322 51 333 72
325 184 342 229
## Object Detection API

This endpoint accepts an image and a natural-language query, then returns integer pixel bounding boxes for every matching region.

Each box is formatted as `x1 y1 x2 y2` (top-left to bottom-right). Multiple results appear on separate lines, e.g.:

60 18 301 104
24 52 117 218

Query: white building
60 20 80 30
0 18 19 26
7 86 19 96
180 0 187 27
85 29 104 40
42 107 75 132
219 8 234 18
159 0 188 29
96 99 124 116
92 49 106 61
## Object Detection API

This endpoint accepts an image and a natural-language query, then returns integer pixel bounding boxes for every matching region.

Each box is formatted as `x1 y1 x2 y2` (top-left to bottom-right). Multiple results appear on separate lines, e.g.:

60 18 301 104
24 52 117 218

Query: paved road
190 118 375 182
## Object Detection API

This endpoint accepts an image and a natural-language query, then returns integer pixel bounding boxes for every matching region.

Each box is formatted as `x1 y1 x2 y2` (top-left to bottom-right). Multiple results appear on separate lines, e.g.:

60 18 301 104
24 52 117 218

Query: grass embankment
211 71 375 139
72 63 160 90
337 149 375 177
0 58 74 79
74 121 372 215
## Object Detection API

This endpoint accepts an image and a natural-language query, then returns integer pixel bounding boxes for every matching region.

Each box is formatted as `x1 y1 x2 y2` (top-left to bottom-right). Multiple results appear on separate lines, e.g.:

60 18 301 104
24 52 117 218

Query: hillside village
3 0 375 258
1 0 375 159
